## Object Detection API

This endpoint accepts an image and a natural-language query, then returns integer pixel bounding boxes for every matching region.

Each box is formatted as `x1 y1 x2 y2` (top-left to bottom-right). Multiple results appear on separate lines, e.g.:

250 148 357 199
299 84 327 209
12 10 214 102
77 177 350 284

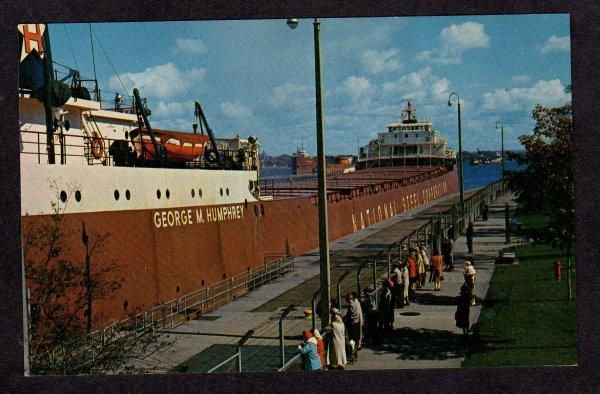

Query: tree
23 185 169 374
505 100 574 250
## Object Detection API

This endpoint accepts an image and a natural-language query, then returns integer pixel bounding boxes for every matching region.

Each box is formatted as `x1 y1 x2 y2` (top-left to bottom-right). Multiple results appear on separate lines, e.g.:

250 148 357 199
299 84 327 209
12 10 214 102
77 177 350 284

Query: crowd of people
298 225 480 370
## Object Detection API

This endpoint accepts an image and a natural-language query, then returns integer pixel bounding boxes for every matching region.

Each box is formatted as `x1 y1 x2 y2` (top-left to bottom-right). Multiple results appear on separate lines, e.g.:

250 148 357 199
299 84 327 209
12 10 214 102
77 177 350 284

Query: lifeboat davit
130 127 210 163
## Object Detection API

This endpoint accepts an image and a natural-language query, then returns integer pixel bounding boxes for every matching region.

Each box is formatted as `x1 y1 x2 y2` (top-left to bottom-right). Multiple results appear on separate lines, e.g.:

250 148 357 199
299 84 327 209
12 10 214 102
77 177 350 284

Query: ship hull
21 167 457 324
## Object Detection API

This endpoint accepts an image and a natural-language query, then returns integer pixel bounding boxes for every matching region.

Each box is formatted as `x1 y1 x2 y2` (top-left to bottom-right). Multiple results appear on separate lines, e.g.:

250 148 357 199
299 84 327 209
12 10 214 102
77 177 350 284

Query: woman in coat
298 330 321 371
312 329 326 370
401 262 410 306
455 284 471 335
329 309 347 369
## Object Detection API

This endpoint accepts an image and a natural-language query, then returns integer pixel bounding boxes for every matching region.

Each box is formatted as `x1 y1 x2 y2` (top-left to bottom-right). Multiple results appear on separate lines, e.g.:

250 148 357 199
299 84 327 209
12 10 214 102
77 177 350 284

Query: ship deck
260 166 448 199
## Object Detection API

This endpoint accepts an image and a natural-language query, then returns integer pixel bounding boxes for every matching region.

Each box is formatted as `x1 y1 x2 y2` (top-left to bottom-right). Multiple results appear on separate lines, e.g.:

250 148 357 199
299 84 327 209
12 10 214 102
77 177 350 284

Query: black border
2 1 598 391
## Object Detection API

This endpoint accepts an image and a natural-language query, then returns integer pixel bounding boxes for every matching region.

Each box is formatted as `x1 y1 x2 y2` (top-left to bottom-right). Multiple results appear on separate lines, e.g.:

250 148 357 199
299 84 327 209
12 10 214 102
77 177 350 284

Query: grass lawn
462 240 577 367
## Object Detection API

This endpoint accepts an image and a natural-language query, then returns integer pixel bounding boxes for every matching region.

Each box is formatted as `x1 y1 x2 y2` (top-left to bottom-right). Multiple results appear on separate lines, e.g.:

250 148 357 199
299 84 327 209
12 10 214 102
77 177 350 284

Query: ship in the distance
18 24 458 327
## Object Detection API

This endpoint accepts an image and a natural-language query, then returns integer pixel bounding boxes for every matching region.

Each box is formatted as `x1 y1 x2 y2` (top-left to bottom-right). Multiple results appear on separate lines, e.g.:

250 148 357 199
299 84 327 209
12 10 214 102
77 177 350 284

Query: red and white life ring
91 132 104 159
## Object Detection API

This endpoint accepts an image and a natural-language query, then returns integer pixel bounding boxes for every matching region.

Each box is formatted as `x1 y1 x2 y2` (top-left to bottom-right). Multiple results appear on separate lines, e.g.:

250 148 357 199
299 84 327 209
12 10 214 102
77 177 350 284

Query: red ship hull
22 167 457 324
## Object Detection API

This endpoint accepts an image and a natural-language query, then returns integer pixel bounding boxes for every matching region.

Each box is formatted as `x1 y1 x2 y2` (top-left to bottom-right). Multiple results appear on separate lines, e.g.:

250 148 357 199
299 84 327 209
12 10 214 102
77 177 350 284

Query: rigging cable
91 29 130 100
88 23 99 100
63 25 79 71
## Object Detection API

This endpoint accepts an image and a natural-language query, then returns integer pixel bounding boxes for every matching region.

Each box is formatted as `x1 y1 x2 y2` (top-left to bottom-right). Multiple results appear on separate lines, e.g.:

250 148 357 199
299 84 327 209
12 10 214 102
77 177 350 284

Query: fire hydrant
555 261 563 282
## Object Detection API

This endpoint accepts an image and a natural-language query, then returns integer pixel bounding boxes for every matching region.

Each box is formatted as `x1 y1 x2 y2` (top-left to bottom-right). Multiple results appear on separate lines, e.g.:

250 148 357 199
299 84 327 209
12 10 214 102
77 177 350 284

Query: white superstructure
358 101 455 168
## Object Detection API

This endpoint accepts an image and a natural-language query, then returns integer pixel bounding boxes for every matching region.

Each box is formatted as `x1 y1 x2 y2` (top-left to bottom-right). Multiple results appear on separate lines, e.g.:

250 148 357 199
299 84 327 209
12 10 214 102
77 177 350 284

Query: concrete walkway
137 191 520 372
347 193 521 370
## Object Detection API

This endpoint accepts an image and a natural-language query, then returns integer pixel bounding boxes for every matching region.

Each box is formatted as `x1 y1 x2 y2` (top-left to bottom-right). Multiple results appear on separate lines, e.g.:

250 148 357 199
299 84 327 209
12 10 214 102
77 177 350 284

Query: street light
495 120 505 177
447 92 464 208
286 18 331 330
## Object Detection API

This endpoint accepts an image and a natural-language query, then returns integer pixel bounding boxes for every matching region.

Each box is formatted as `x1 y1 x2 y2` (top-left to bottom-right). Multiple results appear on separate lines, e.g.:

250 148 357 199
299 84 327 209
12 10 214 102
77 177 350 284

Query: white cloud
539 35 570 54
382 67 451 103
482 79 571 111
343 76 374 101
440 22 490 51
220 101 252 119
431 78 450 100
173 38 208 54
511 74 531 84
109 62 206 98
417 22 490 64
270 83 313 109
359 49 401 74
153 101 191 118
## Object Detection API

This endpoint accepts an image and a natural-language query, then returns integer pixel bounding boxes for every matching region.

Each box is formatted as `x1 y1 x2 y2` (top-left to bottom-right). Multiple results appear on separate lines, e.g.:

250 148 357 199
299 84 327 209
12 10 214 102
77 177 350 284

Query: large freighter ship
18 24 458 326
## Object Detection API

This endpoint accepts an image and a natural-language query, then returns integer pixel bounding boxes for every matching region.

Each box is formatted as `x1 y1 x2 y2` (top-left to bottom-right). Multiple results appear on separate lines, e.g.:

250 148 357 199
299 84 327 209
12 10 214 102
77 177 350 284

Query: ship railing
20 128 123 166
333 178 505 310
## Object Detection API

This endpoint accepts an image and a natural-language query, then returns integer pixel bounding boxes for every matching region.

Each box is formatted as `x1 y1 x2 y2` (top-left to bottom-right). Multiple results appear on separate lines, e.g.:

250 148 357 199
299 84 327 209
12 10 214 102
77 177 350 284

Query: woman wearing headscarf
298 330 321 371
463 261 477 305
329 309 347 369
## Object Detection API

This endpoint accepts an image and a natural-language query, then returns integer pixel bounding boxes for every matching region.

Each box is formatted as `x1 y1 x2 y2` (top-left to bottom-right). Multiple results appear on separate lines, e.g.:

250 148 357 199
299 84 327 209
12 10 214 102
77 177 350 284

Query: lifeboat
130 127 210 163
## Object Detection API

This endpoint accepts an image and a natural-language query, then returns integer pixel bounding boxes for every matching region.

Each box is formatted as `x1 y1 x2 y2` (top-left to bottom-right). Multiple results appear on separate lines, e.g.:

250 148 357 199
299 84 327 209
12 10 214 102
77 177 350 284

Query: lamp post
447 92 464 208
286 18 331 330
495 120 505 177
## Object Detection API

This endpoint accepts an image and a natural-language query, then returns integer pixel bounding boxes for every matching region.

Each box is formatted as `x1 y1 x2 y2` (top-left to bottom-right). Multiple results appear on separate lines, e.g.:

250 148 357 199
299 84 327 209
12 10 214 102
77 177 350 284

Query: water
260 160 525 190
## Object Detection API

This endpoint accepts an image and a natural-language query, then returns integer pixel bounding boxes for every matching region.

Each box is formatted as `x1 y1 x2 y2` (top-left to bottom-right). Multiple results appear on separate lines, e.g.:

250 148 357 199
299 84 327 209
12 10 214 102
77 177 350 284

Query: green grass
515 212 551 230
462 243 577 367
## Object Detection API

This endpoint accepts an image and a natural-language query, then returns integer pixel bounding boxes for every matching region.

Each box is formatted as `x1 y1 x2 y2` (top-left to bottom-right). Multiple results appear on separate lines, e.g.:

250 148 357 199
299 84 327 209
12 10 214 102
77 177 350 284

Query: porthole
166 189 170 199
114 190 120 201
226 188 230 196
191 189 195 198
157 189 161 199
60 190 67 203
201 279 205 286
75 190 81 202
222 273 227 280
220 188 223 196
125 190 131 200
198 188 203 198
123 300 128 311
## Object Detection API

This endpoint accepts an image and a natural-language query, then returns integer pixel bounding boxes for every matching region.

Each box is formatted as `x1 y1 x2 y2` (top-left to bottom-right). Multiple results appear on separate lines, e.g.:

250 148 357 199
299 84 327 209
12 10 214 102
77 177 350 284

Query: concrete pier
136 190 520 372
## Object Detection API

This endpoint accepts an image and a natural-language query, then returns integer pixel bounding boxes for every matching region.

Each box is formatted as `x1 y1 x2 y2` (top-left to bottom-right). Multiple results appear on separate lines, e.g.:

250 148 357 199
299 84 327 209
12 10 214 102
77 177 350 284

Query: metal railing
331 179 505 309
206 329 254 373
96 254 294 344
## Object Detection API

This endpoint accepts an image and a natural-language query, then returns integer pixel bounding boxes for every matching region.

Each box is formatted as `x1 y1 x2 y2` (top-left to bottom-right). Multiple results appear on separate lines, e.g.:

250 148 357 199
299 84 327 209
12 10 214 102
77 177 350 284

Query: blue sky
49 14 571 155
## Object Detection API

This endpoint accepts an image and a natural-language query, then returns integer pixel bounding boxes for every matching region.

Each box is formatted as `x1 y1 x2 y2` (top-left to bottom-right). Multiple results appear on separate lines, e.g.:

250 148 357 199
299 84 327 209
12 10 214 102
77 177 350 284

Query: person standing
463 261 477 306
466 221 474 254
420 245 430 287
378 278 394 331
392 263 402 308
345 293 363 350
431 254 444 291
455 284 471 336
361 287 378 345
442 236 454 271
482 203 489 221
298 330 321 371
401 261 410 306
312 329 326 370
416 248 425 289
329 309 347 369
408 251 417 293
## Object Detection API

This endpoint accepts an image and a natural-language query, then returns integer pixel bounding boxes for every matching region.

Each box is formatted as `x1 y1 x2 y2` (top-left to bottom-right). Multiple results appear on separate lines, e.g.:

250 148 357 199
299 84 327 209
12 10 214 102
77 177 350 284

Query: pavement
135 191 520 372
346 193 520 370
